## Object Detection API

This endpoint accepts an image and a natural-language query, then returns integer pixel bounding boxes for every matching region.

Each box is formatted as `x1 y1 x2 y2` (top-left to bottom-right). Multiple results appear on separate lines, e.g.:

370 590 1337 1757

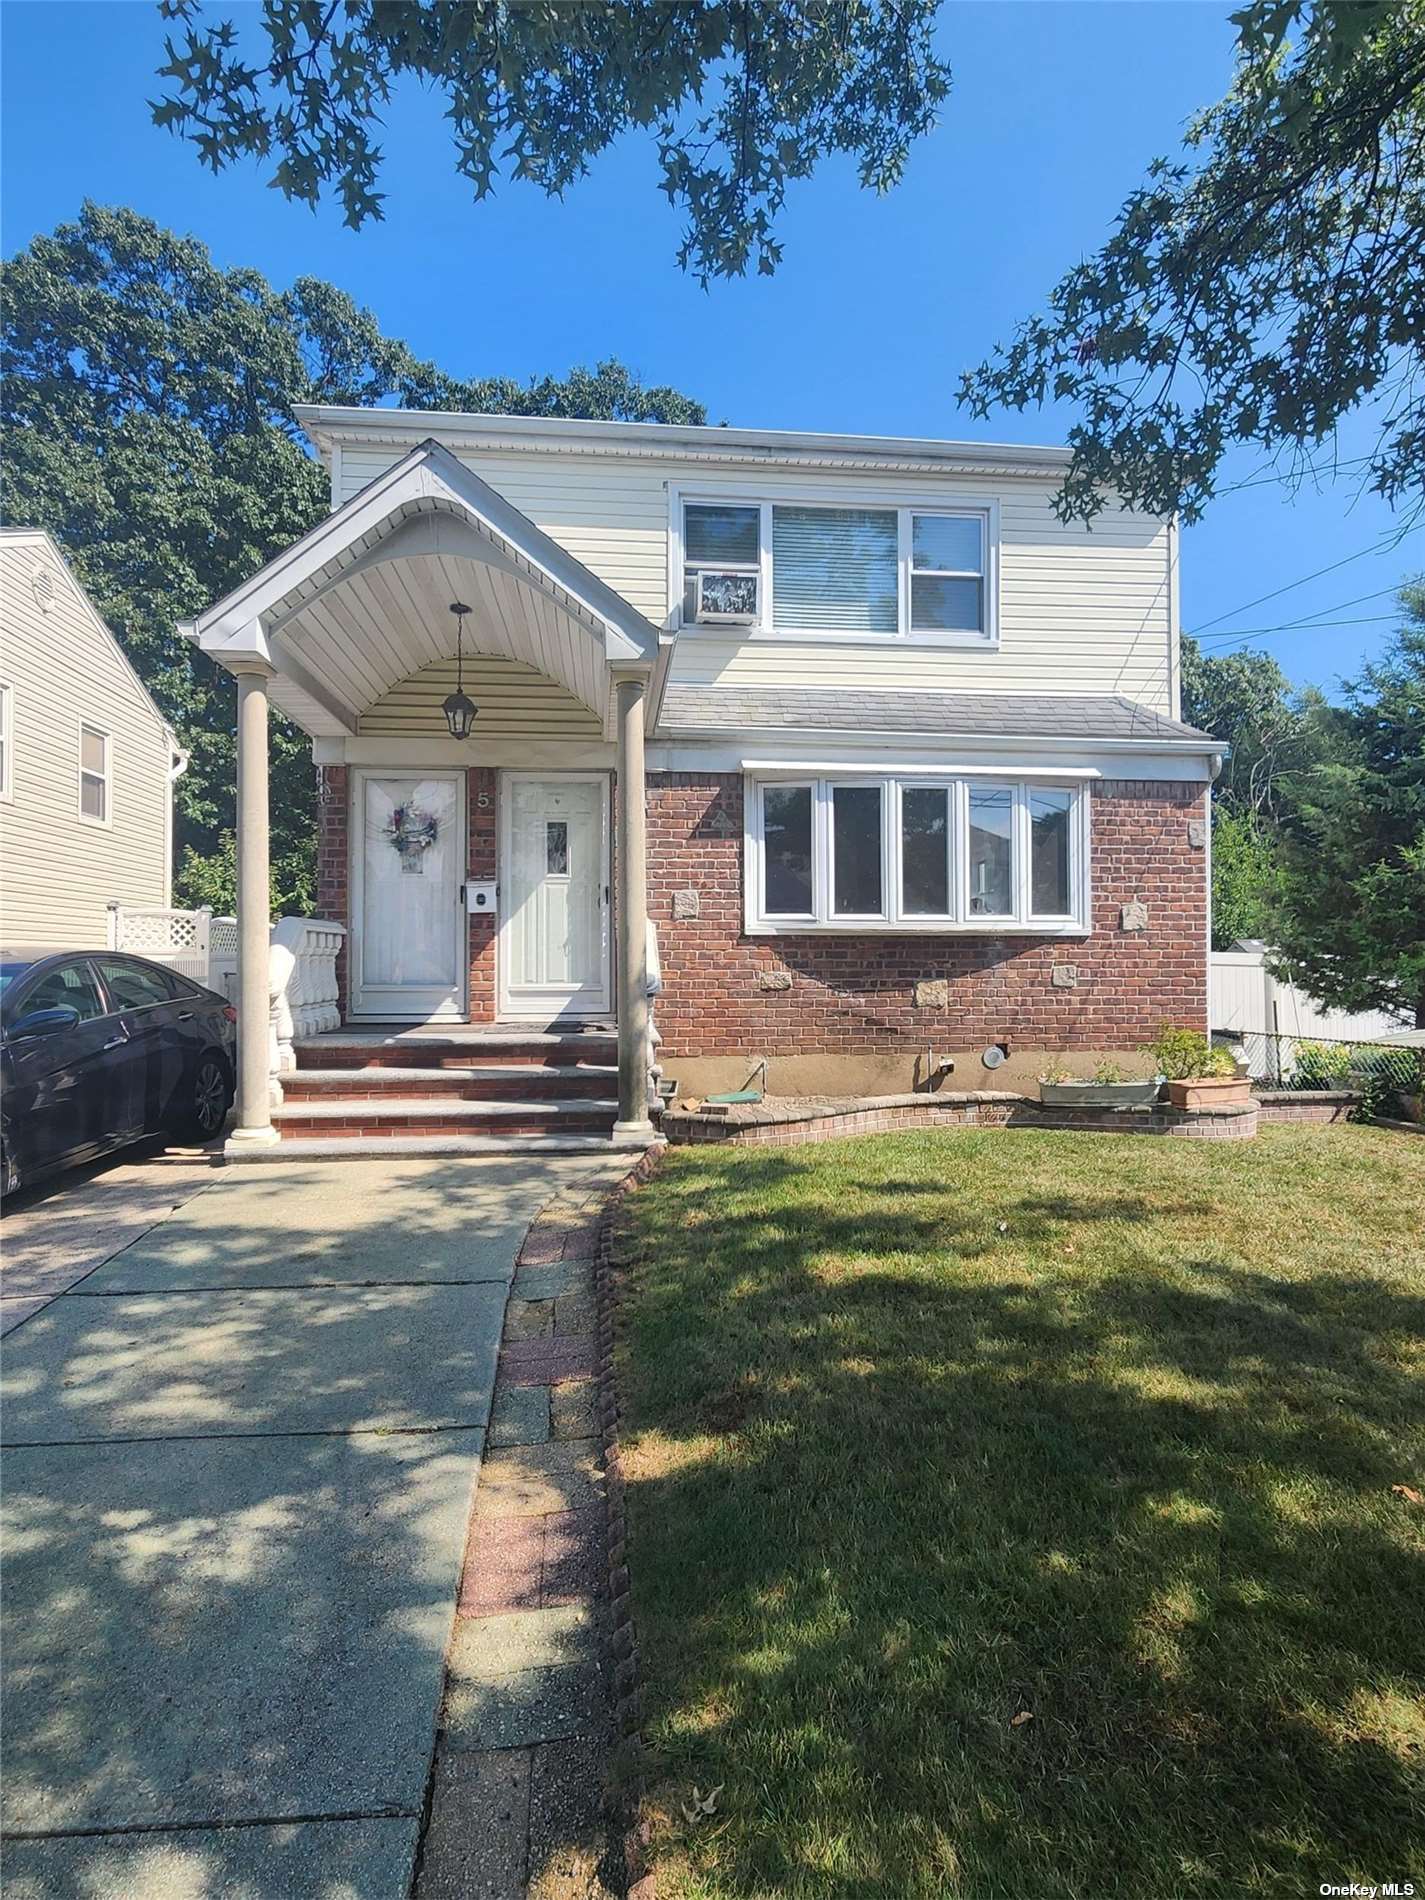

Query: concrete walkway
1 1154 632 1899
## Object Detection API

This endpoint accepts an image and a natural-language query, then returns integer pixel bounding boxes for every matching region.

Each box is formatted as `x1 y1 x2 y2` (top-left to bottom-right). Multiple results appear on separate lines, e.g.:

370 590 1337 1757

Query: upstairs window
747 776 1087 933
682 503 761 624
79 723 110 825
680 497 995 640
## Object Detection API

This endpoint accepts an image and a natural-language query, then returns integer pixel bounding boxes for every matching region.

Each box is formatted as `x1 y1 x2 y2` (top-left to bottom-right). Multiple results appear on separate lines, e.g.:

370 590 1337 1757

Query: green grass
618 1125 1425 1899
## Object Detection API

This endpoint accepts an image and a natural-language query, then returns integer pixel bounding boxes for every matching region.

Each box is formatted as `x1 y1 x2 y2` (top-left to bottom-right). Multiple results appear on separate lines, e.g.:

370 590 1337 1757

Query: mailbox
464 881 497 915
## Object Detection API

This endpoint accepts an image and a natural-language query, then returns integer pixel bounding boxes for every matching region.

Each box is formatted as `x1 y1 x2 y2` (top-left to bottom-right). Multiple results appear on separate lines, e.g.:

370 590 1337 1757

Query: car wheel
183 1054 233 1142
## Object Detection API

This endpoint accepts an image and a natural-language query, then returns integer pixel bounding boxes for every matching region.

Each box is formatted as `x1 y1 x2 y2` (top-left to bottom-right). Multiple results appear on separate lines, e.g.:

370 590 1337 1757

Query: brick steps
295 1031 618 1072
271 1027 645 1154
281 1065 618 1103
273 1097 619 1139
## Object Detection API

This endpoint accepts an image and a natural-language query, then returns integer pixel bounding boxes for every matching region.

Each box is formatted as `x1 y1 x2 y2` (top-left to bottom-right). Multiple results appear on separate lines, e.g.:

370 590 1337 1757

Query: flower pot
1039 1079 1161 1109
1161 1075 1254 1110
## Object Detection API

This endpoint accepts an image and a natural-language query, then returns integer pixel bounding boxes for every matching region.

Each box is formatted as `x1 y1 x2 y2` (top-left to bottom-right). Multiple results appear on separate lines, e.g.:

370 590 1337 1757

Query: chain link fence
1216 1029 1423 1104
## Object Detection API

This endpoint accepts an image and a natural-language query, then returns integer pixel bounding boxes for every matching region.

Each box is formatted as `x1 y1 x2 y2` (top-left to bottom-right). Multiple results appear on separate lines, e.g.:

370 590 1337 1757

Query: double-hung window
79 722 110 825
680 497 996 642
748 776 1087 933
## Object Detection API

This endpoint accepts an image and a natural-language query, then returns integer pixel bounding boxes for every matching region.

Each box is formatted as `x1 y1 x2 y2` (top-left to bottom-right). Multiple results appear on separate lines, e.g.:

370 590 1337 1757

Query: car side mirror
8 1005 82 1041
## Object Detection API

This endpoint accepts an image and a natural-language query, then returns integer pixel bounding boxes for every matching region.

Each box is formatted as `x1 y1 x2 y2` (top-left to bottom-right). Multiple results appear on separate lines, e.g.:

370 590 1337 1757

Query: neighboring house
0 530 184 945
184 412 1221 1152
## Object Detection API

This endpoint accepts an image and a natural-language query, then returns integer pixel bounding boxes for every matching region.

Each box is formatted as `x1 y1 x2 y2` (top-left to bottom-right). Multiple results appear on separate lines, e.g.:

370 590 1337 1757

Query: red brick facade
466 766 498 1020
646 773 1209 1057
318 765 1208 1048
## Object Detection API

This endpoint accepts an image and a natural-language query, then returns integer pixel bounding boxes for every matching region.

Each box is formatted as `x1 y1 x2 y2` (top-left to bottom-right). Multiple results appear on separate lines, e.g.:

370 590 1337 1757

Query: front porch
182 439 662 1156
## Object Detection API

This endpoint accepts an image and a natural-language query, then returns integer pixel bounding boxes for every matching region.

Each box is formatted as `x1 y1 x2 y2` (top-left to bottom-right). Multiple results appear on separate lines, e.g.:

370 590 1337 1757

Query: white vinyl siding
0 682 12 801
746 773 1090 935
330 442 1176 712
0 535 173 942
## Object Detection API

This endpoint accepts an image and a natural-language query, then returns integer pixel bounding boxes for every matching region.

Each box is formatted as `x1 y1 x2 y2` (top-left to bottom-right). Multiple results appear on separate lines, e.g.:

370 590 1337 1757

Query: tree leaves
961 0 1425 523
0 203 706 910
147 0 950 284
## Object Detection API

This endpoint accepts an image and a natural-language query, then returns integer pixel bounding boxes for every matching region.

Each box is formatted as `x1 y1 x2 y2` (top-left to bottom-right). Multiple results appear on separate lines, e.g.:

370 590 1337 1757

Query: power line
1187 532 1411 637
1198 614 1401 646
1193 585 1411 647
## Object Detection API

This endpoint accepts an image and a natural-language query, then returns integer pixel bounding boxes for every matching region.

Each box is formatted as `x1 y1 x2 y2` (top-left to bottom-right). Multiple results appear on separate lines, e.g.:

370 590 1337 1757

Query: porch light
442 601 479 740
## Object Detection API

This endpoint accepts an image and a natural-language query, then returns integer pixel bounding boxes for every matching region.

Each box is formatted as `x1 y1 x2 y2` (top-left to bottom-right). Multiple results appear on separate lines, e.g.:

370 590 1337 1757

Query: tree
149 0 950 284
1207 806 1280 949
1269 587 1425 1023
961 0 1425 523
1 202 705 909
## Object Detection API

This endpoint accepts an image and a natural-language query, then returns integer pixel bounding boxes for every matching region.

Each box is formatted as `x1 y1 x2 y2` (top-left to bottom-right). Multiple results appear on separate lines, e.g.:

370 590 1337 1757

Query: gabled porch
182 439 662 1156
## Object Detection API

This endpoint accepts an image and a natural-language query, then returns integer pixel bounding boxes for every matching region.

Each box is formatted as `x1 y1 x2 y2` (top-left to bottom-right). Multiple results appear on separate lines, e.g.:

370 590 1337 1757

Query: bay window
680 495 996 642
747 776 1088 933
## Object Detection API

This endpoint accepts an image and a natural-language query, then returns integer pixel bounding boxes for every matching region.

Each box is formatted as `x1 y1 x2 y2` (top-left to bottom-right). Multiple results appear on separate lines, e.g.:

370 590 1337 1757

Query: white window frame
745 772 1089 935
0 683 12 802
670 486 1000 647
78 720 112 828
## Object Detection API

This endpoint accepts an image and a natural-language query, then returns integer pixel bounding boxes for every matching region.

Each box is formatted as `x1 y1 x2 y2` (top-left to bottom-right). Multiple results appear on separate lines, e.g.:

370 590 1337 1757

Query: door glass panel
901 787 950 914
762 785 813 914
968 786 1014 916
22 960 105 1021
546 820 569 875
1030 789 1073 915
832 785 883 915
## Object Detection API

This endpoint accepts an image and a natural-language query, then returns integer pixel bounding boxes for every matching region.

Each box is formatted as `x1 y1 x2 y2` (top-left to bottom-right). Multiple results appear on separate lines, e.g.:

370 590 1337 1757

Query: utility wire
1187 532 1411 638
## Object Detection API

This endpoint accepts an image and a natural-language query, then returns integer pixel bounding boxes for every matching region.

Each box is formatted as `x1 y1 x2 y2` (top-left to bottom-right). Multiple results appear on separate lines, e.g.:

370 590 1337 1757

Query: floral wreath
385 803 439 859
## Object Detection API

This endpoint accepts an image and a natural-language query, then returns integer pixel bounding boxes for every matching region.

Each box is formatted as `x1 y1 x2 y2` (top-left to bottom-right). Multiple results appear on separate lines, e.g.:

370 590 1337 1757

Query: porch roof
180 438 659 736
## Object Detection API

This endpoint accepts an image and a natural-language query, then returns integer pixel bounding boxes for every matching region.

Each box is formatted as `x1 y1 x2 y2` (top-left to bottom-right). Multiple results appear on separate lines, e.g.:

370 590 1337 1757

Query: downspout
165 733 190 908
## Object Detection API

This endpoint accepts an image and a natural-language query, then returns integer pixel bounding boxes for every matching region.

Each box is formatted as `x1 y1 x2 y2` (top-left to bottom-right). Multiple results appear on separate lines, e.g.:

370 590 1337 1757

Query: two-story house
1 529 185 945
183 411 1220 1155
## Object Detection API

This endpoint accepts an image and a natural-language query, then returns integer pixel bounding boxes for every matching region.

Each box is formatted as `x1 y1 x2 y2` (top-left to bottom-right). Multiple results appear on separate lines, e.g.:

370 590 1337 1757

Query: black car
0 949 237 1195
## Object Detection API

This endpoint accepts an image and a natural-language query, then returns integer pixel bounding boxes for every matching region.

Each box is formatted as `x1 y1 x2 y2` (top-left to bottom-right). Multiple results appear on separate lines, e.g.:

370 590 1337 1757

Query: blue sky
3 0 1419 696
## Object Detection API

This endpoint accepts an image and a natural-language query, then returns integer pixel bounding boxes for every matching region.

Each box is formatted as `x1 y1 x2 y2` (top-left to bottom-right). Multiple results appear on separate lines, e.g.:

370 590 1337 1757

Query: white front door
501 775 611 1020
352 771 467 1020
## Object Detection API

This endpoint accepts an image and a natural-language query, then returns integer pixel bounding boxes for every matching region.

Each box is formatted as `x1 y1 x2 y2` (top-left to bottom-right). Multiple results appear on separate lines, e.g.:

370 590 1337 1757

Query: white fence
1210 944 1409 1045
107 904 212 985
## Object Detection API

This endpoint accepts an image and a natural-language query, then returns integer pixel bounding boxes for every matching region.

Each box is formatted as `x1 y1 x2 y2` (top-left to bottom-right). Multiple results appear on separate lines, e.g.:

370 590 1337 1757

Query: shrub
1146 1026 1236 1080
1290 1040 1354 1089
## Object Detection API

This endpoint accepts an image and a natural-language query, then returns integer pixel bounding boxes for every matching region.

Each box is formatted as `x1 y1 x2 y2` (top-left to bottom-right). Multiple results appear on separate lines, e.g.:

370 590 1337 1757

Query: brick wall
647 773 1209 1058
315 764 349 1015
467 766 498 1021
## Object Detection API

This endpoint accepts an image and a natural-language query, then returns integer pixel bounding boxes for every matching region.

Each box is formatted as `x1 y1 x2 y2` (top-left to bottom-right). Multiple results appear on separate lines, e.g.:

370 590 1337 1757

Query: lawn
617 1124 1425 1899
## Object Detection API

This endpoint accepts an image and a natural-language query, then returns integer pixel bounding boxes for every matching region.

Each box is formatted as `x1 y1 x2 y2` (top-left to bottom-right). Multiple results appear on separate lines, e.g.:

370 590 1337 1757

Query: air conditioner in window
694 570 759 625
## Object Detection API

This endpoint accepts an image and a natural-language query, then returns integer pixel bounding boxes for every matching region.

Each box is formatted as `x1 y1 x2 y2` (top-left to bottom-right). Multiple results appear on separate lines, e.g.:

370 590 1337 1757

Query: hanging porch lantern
442 601 479 740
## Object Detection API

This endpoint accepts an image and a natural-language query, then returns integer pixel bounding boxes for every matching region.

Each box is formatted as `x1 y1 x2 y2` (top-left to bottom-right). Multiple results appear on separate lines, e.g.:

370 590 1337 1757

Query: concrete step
281 1064 618 1102
295 1030 619 1071
272 1096 620 1140
230 1132 657 1163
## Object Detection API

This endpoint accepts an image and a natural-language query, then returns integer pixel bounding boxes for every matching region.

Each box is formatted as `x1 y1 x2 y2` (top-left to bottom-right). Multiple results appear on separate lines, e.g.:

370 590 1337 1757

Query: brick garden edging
591 1147 666 1900
665 1089 1260 1146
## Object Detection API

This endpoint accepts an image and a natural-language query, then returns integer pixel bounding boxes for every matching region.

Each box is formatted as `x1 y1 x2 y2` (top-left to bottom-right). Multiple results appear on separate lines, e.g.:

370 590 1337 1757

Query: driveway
0 1152 631 1898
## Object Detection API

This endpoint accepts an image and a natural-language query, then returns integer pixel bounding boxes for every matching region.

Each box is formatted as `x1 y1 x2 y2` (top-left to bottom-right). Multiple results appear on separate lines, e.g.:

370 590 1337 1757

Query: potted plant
1038 1056 1162 1109
1148 1027 1253 1109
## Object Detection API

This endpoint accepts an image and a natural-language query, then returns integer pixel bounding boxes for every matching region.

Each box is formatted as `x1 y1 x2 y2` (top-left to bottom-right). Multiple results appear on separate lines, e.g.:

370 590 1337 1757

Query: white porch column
229 663 279 1149
614 674 653 1139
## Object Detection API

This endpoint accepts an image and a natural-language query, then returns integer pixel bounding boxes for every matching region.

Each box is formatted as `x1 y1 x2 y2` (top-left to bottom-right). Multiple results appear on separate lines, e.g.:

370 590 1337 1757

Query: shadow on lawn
622 1143 1425 1899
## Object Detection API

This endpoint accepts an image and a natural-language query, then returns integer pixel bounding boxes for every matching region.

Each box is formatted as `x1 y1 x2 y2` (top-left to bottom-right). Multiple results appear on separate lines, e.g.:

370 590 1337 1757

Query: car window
19 960 107 1023
96 958 179 1011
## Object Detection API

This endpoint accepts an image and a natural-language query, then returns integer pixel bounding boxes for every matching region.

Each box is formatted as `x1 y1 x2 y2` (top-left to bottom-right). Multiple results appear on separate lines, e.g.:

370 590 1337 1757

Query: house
0 529 184 945
183 411 1221 1154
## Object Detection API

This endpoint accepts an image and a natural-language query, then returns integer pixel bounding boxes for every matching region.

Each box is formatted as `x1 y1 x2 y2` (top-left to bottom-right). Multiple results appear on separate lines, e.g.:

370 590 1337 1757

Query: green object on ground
704 1088 764 1104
